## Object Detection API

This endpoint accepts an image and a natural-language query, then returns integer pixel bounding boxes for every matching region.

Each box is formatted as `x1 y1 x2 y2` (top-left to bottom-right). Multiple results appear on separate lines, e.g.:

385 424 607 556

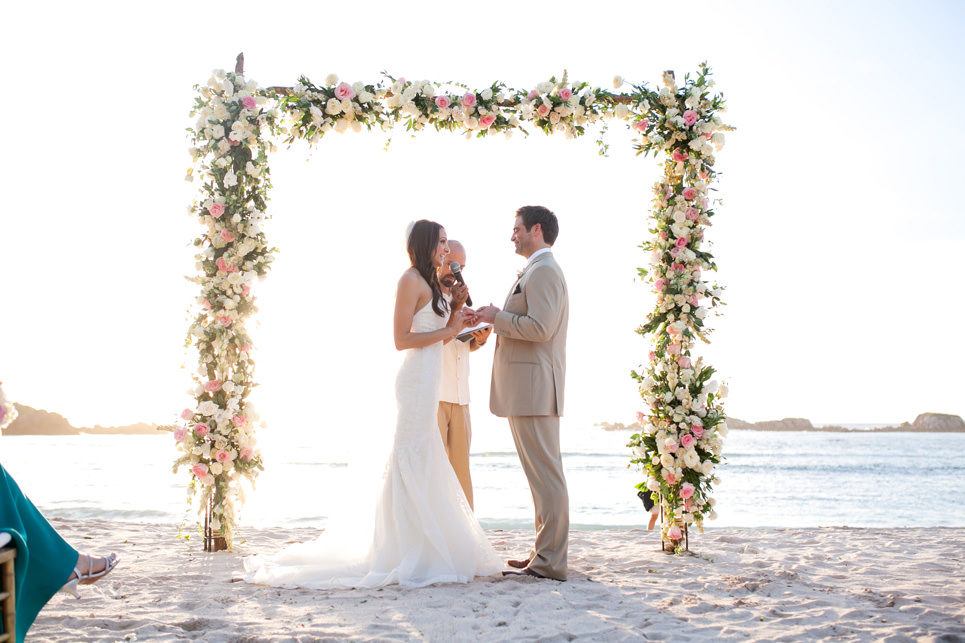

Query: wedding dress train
243 301 502 588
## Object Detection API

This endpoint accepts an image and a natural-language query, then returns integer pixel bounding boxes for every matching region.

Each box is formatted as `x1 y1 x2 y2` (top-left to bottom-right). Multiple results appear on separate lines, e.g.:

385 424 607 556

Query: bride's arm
393 271 465 351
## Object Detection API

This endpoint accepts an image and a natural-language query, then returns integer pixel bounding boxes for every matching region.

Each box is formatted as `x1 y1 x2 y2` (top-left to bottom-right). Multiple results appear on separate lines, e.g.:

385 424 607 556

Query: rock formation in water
3 404 158 436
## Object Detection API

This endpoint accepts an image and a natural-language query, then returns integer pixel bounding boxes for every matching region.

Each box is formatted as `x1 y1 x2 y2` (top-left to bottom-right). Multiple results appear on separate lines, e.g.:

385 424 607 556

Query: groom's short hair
516 206 559 245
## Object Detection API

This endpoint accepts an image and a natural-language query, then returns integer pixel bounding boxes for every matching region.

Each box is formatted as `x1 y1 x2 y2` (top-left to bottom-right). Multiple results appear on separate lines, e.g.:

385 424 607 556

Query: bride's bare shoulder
398 267 429 292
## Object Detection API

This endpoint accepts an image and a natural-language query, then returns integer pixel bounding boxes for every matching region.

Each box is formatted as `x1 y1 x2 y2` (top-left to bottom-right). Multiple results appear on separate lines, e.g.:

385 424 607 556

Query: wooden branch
235 53 245 76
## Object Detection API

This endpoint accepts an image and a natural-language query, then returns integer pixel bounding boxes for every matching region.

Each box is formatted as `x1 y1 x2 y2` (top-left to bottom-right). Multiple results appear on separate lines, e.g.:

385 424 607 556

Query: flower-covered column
627 65 731 553
174 68 276 550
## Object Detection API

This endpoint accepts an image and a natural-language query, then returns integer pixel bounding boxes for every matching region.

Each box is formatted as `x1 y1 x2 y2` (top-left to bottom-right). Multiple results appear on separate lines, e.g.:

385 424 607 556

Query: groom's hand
475 304 500 324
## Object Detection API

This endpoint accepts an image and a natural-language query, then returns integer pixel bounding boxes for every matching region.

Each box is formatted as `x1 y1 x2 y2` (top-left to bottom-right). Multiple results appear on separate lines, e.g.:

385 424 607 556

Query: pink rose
220 229 234 243
203 379 221 393
691 424 704 438
215 450 231 463
683 109 698 127
667 343 681 356
682 187 697 200
648 351 657 361
192 463 208 479
690 296 699 307
680 482 695 499
241 96 257 110
228 138 240 147
208 202 225 218
678 356 692 368
654 278 666 292
527 89 538 101
665 440 679 453
685 499 694 511
666 472 677 485
681 434 694 448
672 148 689 162
675 237 688 248
173 427 187 441
180 408 194 421
240 447 254 461
434 95 451 109
194 423 209 437
668 525 682 540
686 207 699 220
537 104 550 117
216 257 236 273
334 82 356 101
699 169 710 180
659 229 668 240
672 262 684 272
479 114 496 128
669 247 681 259
241 284 250 297
203 299 212 310
232 414 247 427
558 87 572 101
218 316 232 327
241 343 252 352
632 118 649 132
462 92 476 107
635 411 646 423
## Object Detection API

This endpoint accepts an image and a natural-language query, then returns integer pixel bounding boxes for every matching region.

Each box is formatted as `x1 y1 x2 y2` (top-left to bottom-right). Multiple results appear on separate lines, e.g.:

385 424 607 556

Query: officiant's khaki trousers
438 402 474 510
508 415 569 581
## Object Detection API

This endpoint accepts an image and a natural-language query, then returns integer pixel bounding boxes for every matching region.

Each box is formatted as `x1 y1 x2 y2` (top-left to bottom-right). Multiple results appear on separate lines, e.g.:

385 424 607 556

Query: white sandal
59 553 119 598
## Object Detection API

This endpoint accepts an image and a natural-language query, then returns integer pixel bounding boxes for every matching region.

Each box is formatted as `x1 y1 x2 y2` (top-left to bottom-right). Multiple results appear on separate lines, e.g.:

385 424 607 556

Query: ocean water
2 429 963 531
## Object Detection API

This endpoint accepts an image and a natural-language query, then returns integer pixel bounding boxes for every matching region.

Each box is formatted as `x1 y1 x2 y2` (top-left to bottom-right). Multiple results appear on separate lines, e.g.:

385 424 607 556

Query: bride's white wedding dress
244 301 503 588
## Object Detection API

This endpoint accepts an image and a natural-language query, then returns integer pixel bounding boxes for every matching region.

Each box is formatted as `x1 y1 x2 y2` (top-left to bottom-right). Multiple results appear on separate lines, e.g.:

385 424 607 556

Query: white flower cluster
626 63 731 551
178 69 276 548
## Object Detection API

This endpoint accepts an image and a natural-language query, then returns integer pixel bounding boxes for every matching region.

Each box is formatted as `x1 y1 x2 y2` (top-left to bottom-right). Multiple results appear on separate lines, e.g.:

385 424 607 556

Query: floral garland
626 64 732 552
177 63 729 549
174 69 276 548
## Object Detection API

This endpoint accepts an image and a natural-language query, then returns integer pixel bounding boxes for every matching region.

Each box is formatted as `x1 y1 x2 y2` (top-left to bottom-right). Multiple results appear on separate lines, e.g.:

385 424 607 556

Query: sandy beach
27 518 965 641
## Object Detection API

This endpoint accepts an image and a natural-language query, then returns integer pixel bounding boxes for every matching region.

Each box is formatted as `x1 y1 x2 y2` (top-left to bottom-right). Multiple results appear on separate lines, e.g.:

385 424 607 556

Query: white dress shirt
526 247 552 267
440 322 471 405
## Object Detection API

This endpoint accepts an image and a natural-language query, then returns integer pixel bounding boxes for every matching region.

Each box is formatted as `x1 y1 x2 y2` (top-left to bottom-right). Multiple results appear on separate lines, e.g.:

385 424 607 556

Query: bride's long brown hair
407 219 449 317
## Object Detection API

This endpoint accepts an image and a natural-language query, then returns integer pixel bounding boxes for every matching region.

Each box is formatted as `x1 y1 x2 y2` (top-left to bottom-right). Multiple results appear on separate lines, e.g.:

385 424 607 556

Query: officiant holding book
437 240 492 510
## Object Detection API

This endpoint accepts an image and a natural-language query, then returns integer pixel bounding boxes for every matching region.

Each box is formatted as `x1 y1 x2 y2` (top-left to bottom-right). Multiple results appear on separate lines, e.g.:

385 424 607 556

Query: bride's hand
449 308 473 332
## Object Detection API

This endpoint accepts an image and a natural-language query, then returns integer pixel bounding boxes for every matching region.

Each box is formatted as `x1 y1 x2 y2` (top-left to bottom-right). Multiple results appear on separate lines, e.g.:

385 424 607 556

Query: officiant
437 240 492 511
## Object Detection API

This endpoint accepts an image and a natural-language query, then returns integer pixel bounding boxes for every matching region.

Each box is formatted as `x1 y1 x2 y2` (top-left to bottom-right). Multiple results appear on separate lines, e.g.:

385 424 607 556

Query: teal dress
0 464 77 643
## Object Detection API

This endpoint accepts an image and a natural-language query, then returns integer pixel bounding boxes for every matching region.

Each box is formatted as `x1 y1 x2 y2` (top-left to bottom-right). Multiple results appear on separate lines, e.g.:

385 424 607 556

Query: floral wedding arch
174 54 731 552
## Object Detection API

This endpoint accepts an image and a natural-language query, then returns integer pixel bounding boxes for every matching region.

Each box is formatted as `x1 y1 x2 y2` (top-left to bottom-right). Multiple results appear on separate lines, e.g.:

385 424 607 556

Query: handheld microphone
448 262 473 307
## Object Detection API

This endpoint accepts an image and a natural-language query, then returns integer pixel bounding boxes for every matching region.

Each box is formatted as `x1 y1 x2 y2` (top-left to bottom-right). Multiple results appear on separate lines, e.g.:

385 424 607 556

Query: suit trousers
437 402 474 510
508 415 569 580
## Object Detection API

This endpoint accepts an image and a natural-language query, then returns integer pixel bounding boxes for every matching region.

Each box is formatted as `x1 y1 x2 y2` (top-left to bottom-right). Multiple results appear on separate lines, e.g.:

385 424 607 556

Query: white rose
695 307 707 320
613 75 624 89
705 380 719 395
358 91 374 103
718 382 729 399
334 118 349 133
211 124 225 139
709 510 718 520
647 478 660 492
660 453 675 468
325 73 339 86
537 81 553 94
200 401 217 416
350 120 362 133
209 462 223 475
481 88 493 101
712 132 726 150
223 169 237 187
632 445 646 458
651 455 661 466
421 83 435 97
614 104 629 120
325 98 342 115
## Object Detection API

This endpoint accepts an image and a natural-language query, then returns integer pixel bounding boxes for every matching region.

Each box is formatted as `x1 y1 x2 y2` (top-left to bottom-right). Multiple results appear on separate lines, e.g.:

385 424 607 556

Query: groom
475 205 569 581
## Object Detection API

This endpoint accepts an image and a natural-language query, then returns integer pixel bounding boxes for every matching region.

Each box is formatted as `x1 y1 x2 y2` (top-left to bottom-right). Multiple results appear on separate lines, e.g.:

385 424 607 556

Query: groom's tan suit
491 250 569 580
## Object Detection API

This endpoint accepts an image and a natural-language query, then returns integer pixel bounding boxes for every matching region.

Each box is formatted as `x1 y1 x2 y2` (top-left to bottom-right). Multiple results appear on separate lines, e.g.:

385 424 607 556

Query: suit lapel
504 251 552 308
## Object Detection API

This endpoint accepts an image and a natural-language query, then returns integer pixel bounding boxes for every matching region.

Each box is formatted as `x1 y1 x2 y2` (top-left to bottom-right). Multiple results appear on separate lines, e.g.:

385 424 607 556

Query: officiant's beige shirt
440 338 470 405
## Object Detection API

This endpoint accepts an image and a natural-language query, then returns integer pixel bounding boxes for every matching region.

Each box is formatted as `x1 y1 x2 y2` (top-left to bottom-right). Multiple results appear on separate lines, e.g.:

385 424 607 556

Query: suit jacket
490 251 568 417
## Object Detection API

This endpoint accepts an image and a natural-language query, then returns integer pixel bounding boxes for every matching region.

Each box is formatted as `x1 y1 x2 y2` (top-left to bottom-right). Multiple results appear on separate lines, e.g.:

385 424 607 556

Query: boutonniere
516 269 524 279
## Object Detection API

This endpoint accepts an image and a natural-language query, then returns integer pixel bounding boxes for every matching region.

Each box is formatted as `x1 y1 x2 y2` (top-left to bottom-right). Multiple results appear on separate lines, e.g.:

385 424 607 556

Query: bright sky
2 0 963 436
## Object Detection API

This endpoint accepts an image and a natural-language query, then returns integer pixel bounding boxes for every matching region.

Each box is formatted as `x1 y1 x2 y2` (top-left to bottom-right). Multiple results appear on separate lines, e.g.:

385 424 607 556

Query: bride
244 220 503 588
